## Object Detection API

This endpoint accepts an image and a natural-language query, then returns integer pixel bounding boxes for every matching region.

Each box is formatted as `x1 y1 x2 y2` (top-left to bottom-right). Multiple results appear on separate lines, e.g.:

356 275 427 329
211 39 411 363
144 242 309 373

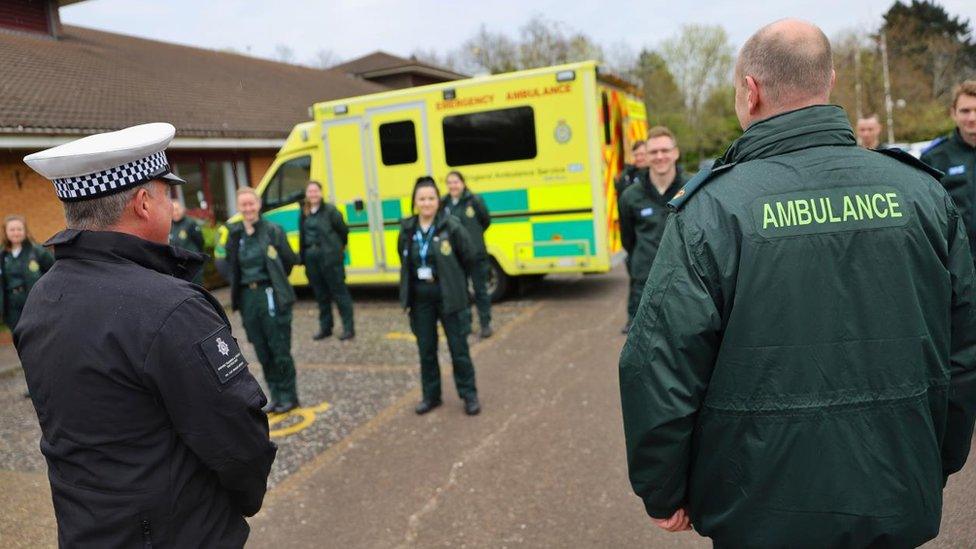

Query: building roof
0 25 386 139
332 51 467 81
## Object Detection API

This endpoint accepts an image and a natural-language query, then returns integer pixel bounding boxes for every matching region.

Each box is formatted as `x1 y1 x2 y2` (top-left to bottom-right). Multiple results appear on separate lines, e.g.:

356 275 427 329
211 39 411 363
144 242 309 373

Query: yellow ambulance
215 60 647 299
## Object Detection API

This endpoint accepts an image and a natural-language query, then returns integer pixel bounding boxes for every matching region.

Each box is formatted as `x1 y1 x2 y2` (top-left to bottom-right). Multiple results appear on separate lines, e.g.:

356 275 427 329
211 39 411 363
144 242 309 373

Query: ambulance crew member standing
16 123 276 547
169 200 205 285
614 140 648 198
400 176 481 416
301 180 355 341
617 126 685 334
441 170 493 338
1 215 53 331
225 187 301 414
620 21 976 546
921 80 976 262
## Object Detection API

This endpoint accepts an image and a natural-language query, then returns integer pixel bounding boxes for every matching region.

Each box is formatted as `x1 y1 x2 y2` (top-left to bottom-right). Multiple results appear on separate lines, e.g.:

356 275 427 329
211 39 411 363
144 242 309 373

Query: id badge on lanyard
415 228 435 280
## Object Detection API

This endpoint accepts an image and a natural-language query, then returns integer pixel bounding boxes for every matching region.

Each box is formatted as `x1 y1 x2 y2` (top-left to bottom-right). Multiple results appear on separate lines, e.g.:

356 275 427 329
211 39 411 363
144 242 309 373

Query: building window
172 156 250 222
443 106 537 166
264 156 312 204
378 121 418 166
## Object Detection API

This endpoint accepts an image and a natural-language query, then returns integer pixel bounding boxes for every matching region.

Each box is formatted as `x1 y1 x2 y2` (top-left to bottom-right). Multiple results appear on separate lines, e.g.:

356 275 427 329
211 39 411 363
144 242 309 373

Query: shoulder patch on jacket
920 136 946 156
668 162 736 211
197 325 249 384
875 147 944 180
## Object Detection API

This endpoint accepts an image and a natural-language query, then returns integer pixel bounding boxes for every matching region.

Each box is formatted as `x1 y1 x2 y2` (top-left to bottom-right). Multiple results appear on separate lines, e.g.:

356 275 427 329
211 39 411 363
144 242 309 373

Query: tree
659 25 735 163
273 44 296 64
458 24 519 74
309 49 341 70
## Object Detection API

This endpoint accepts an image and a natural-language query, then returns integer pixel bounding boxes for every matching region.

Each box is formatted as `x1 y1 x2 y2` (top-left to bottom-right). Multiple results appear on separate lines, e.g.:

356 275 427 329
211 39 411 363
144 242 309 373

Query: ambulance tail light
333 105 349 115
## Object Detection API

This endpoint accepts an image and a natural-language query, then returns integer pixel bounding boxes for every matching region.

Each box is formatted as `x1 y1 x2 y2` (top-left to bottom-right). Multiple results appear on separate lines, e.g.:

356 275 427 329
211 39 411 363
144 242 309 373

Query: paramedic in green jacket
169 201 205 285
920 80 976 261
301 181 355 341
441 171 493 338
1 215 53 331
400 176 481 416
620 20 976 547
617 126 685 334
226 187 300 414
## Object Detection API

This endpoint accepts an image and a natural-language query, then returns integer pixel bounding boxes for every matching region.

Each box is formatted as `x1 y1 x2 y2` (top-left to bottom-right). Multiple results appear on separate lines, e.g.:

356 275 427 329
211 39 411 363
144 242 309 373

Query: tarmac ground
0 266 974 547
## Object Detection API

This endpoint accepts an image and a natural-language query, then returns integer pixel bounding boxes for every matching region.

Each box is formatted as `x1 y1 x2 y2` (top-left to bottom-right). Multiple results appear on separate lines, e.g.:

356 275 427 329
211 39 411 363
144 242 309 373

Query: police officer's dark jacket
618 169 685 281
299 202 348 264
441 188 491 257
0 240 53 324
614 164 647 198
14 229 277 548
397 213 476 314
619 105 976 548
225 219 298 312
169 215 205 255
921 128 976 258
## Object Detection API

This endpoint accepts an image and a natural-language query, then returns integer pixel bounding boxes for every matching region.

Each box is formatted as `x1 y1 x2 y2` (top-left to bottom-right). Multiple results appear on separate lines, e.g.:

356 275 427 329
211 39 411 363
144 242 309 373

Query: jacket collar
951 127 976 150
45 229 205 282
444 188 472 205
721 105 856 165
642 168 684 202
404 212 449 233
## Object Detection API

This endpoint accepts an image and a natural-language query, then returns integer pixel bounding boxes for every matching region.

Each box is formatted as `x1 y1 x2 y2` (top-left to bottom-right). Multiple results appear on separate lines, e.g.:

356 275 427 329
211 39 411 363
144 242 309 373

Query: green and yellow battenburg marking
754 186 910 238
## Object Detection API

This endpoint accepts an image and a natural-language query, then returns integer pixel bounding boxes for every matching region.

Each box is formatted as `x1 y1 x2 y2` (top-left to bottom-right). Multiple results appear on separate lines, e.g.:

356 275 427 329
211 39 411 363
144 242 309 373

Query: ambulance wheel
482 258 509 302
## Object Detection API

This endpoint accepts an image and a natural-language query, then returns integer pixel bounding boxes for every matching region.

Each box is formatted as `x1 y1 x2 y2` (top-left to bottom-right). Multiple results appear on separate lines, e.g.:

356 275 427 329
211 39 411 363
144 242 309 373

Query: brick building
0 0 410 241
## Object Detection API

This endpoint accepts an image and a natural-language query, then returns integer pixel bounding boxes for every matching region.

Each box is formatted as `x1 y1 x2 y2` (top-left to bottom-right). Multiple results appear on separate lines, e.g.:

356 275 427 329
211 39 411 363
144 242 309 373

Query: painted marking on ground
268 401 331 438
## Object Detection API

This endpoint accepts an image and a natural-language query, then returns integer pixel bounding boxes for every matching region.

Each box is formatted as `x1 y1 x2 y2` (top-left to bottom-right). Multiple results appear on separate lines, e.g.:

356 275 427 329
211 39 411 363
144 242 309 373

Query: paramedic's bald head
734 19 835 128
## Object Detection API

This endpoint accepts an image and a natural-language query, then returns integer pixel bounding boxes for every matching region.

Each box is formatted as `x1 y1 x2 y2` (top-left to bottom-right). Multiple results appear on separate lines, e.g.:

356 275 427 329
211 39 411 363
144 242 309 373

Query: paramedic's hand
652 508 692 532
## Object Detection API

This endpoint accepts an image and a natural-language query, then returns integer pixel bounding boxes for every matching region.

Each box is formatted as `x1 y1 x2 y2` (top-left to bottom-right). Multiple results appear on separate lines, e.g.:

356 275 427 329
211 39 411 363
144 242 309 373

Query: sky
60 0 974 68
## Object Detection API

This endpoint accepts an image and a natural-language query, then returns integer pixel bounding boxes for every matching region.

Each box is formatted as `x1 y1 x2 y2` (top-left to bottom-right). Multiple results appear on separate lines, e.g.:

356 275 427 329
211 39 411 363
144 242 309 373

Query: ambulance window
443 106 537 166
266 155 311 203
378 121 418 165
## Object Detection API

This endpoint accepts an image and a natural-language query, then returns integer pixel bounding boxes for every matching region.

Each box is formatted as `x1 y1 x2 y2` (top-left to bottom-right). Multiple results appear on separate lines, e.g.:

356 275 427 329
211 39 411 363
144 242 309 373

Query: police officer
921 80 976 260
614 140 648 198
301 180 355 341
225 187 301 414
855 113 884 149
617 126 685 334
400 176 481 416
169 200 205 285
441 170 493 338
620 20 976 546
17 123 276 547
1 215 53 331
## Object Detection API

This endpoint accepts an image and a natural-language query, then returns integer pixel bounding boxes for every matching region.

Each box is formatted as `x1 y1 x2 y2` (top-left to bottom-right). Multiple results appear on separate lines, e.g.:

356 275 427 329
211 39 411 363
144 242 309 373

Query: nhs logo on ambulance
948 165 966 176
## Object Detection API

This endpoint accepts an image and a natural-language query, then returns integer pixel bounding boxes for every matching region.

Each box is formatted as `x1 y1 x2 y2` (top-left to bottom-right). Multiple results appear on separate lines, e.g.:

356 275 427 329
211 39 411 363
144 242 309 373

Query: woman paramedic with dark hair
398 176 481 416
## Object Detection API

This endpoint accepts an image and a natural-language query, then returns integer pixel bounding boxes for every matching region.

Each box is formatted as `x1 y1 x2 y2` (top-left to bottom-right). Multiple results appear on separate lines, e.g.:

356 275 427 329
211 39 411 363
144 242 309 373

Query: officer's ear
745 75 761 115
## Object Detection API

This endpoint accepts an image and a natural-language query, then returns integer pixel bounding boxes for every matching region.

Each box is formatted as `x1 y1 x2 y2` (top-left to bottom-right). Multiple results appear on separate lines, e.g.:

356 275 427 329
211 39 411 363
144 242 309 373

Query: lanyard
414 226 435 267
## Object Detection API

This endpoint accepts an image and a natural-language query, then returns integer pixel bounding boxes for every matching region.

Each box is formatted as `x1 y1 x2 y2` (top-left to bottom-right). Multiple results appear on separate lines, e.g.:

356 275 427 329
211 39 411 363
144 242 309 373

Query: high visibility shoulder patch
668 162 736 211
875 147 944 180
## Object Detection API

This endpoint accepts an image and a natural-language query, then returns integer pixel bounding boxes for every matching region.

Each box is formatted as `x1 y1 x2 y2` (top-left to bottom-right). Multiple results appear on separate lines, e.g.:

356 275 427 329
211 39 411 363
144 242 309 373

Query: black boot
273 401 300 414
338 330 355 341
414 398 442 415
313 329 333 341
479 325 493 338
261 400 277 414
463 395 481 416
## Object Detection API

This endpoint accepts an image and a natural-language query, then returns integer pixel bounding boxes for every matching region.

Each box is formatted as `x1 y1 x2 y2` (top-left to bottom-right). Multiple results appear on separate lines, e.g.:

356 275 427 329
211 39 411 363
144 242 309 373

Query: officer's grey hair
736 19 833 105
62 181 155 230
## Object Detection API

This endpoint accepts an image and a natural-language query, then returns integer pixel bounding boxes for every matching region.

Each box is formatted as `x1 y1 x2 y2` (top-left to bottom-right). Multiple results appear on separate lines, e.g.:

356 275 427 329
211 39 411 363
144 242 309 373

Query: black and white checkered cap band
52 151 170 202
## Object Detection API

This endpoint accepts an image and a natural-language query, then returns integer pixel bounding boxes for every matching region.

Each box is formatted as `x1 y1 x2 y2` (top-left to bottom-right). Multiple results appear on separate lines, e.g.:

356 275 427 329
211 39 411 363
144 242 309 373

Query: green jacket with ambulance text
619 105 976 548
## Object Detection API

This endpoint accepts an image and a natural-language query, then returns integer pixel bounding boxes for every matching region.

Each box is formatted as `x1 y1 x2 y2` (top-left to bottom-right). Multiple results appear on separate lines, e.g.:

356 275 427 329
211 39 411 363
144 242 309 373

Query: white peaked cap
24 123 186 202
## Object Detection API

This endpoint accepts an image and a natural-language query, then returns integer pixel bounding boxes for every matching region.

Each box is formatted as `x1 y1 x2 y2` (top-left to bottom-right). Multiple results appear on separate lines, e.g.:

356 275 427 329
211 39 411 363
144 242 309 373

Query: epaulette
920 136 946 156
668 161 737 211
875 147 944 180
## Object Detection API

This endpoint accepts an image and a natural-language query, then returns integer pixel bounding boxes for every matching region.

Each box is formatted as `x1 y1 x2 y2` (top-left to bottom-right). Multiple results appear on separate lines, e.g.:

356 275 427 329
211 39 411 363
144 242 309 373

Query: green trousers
627 275 645 321
305 250 354 334
240 286 298 404
409 282 477 402
3 290 27 330
469 256 492 329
